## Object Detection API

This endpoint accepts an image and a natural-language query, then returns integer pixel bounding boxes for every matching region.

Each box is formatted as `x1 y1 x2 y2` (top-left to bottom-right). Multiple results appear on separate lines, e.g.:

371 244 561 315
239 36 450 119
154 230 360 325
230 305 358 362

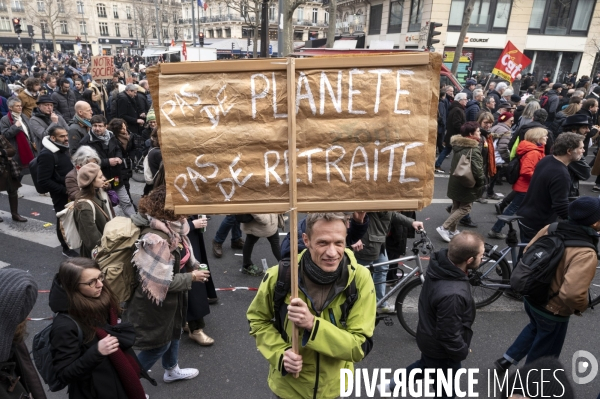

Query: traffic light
12 18 22 35
198 32 204 47
427 22 442 49
27 25 34 37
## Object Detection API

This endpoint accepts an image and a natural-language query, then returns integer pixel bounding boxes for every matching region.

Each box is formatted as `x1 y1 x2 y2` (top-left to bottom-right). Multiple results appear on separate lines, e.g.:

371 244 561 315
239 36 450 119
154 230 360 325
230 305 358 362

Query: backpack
56 200 96 250
510 223 596 305
143 147 161 185
273 258 358 341
92 216 141 303
505 155 521 185
29 152 59 194
539 94 549 110
32 313 82 392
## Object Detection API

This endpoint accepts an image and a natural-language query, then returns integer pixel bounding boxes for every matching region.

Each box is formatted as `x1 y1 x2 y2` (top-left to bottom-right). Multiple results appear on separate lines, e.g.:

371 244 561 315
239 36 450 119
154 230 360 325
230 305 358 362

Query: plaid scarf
132 217 200 305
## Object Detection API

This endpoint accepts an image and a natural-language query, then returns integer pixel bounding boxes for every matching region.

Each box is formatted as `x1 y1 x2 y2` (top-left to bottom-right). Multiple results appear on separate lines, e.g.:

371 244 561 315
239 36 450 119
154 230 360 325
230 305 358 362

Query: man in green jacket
247 212 377 399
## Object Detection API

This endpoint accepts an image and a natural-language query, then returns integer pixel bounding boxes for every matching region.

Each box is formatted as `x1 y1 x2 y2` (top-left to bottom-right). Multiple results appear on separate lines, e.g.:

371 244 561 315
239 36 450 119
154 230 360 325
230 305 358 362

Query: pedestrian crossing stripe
0 261 10 268
0 210 60 248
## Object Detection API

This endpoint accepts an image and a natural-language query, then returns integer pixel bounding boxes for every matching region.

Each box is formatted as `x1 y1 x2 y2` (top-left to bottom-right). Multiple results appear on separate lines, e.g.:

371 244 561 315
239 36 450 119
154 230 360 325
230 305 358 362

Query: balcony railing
0 5 8 11
98 13 107 18
198 14 244 23
11 6 24 12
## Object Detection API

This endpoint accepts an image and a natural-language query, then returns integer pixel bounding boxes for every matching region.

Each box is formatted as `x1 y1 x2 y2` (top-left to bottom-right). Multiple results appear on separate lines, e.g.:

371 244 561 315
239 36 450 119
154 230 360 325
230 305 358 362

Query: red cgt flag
492 41 531 82
182 41 187 61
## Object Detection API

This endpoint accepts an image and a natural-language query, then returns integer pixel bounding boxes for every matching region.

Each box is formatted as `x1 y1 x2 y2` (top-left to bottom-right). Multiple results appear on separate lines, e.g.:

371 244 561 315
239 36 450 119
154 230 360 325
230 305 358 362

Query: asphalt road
2 155 600 399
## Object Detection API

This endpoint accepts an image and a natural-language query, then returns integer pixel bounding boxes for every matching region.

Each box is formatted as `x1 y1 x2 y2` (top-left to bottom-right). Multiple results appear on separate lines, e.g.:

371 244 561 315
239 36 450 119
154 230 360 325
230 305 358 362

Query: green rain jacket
247 249 376 399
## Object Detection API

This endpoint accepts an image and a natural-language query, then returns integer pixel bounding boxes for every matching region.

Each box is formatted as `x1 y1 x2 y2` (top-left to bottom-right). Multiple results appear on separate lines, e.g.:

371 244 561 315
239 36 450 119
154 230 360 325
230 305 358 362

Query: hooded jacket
490 122 512 164
416 249 475 361
525 222 598 317
513 140 545 193
48 275 155 399
36 136 73 198
247 249 376 399
28 107 70 152
447 135 485 203
17 89 37 118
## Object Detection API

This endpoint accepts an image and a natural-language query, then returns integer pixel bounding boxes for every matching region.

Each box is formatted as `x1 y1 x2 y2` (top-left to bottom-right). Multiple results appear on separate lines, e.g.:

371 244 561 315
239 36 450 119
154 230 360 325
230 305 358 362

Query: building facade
0 0 182 55
344 0 600 81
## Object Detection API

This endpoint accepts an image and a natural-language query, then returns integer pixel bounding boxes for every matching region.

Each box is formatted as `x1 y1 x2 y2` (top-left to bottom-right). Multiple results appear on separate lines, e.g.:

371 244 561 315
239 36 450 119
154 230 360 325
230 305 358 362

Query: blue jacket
465 100 480 122
0 96 8 117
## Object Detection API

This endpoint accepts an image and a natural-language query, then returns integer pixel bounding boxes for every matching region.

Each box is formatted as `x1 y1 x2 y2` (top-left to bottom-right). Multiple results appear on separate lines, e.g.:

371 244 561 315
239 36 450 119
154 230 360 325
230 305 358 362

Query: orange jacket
513 140 545 193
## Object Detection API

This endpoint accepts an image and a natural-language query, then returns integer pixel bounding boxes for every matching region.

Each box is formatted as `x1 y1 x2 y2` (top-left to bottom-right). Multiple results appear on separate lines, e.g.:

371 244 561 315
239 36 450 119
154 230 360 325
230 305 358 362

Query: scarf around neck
73 113 92 129
300 250 345 285
92 129 112 147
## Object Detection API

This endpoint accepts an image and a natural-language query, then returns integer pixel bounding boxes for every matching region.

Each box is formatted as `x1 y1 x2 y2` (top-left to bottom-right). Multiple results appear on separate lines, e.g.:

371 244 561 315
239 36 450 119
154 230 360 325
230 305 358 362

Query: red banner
491 41 531 82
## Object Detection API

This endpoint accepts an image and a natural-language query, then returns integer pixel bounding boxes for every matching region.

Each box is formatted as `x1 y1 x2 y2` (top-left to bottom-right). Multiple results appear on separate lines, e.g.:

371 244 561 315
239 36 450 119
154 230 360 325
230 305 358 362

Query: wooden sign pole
287 58 300 378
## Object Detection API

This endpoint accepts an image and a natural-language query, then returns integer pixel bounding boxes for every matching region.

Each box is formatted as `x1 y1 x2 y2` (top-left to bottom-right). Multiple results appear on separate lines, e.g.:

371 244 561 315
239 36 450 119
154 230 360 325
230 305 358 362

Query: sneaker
62 249 80 258
163 364 199 383
436 226 452 243
377 303 396 314
593 186 600 192
488 230 507 239
231 238 245 249
488 193 502 200
475 197 488 204
435 168 445 174
242 264 264 277
450 229 460 237
17 190 24 199
459 218 478 228
212 240 223 258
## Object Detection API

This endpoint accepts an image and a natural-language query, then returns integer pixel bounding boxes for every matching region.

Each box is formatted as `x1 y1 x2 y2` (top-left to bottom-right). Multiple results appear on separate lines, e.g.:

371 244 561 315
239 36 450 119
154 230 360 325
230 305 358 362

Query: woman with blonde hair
488 127 547 239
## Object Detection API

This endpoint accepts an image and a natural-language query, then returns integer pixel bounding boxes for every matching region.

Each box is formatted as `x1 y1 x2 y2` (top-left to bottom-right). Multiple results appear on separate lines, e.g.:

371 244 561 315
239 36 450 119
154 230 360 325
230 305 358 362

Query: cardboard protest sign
90 56 115 80
147 53 441 214
492 41 531 83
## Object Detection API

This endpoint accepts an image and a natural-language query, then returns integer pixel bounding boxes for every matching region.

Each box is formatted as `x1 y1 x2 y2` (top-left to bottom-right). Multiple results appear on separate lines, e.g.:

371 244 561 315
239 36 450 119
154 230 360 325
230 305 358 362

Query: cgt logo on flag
491 41 531 83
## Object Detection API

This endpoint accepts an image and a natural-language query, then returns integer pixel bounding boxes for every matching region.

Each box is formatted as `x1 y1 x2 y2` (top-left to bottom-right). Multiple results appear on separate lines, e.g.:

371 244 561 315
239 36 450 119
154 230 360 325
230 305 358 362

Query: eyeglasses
79 272 105 288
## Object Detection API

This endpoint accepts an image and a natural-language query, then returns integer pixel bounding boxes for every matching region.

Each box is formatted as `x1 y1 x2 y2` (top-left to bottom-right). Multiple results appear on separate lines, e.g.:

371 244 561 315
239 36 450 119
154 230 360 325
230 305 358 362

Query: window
128 23 133 37
368 4 383 35
12 0 23 11
97 3 106 18
528 0 595 36
448 0 512 33
312 8 318 24
126 6 131 19
99 21 109 36
173 12 177 22
37 0 45 12
60 20 68 34
325 11 329 24
297 7 304 22
79 20 87 35
77 0 83 14
41 20 49 33
0 1 6 11
115 22 120 36
152 26 156 38
57 0 64 13
113 5 118 18
162 28 168 39
388 0 403 33
0 17 11 31
409 0 423 31
269 4 275 21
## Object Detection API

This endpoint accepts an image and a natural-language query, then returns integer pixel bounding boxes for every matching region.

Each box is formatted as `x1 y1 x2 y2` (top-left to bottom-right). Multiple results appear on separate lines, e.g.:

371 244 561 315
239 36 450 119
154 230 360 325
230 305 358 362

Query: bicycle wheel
589 262 600 307
470 246 511 308
395 278 422 338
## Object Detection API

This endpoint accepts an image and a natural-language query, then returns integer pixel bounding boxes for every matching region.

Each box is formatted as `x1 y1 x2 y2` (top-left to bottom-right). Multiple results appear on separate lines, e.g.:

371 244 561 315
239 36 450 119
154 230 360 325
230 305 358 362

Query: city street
2 153 600 398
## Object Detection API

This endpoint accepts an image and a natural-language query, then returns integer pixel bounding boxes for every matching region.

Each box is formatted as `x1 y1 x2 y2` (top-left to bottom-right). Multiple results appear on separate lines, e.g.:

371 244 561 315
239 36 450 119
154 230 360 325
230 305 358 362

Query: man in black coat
117 84 145 135
79 115 136 217
435 93 467 172
389 231 483 397
36 125 78 257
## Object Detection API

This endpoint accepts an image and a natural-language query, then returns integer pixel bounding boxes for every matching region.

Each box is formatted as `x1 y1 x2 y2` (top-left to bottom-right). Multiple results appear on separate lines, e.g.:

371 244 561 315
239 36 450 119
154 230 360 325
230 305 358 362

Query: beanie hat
510 94 522 103
0 268 38 362
465 79 477 86
569 196 600 226
77 162 101 188
498 112 514 123
146 109 156 121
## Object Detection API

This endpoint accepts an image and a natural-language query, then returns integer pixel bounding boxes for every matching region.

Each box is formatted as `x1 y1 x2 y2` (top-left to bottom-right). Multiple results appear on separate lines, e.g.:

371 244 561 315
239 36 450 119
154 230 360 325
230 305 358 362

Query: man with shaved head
68 101 93 155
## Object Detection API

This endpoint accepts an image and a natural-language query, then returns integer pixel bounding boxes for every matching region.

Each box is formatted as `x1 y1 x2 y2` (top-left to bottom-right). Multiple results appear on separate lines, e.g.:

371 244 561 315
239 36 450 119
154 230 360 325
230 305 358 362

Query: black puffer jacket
416 249 476 362
444 101 466 145
48 275 155 399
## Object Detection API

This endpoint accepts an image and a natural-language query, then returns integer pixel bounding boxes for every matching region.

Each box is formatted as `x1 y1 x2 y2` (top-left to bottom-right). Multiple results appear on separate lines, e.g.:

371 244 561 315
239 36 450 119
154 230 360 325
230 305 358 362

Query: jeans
518 220 538 259
214 215 242 244
356 252 388 303
115 185 135 217
243 232 281 267
435 145 452 168
491 192 525 233
137 339 180 371
503 300 569 365
389 354 462 399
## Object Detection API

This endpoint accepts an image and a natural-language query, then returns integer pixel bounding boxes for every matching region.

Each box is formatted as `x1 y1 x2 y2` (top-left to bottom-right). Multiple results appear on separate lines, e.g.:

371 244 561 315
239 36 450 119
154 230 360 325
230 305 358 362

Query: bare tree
27 0 75 51
325 0 336 48
133 3 153 46
156 0 180 43
451 0 475 77
219 0 262 58
281 0 310 56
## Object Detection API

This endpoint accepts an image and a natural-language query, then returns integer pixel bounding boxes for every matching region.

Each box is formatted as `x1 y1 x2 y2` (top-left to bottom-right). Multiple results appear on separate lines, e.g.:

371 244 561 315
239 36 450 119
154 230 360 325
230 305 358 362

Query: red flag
171 38 176 47
491 41 532 83
182 41 187 61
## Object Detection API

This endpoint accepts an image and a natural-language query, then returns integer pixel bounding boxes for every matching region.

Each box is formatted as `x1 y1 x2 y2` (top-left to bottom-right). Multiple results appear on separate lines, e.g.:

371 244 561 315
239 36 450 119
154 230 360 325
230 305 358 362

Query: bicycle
371 229 434 338
469 215 600 308
130 153 146 183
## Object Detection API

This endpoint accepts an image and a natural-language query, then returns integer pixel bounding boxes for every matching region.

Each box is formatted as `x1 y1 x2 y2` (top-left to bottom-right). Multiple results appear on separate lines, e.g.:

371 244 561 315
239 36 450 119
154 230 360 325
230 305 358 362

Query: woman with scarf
49 257 155 399
0 97 35 173
73 163 114 258
0 129 26 222
124 185 207 383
